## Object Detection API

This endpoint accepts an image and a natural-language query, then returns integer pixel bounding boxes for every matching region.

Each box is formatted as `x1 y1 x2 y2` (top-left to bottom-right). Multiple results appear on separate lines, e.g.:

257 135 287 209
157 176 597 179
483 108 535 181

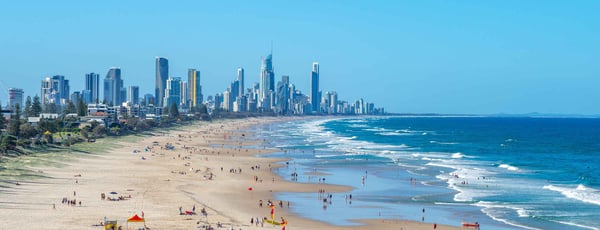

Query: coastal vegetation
0 97 217 156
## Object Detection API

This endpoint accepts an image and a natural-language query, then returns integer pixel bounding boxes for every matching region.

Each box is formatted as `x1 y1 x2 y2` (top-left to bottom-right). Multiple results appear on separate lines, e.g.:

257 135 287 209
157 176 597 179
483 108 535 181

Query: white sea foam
430 140 458 145
377 131 410 136
553 220 600 230
429 164 498 202
365 127 391 132
475 201 541 230
498 164 519 171
345 119 367 123
314 154 339 158
543 184 600 206
451 152 464 159
349 124 368 128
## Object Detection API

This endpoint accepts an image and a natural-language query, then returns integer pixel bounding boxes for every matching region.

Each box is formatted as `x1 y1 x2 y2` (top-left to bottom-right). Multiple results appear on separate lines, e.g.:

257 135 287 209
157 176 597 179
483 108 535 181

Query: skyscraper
41 77 54 105
179 81 188 109
310 62 320 113
187 69 202 109
259 54 274 109
155 57 169 107
276 75 290 115
128 86 139 105
85 72 100 104
103 67 124 106
8 88 24 110
40 75 70 106
237 67 244 98
163 77 181 110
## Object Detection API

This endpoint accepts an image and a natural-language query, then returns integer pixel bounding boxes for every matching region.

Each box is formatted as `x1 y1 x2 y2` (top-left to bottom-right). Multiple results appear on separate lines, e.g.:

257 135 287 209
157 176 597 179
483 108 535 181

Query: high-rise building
40 75 70 106
103 67 124 106
70 91 81 106
329 91 338 114
8 88 24 110
237 67 244 98
85 72 100 104
310 62 320 113
143 94 155 106
41 78 53 105
222 90 231 112
155 57 169 107
259 54 274 109
128 86 139 105
180 81 188 109
187 69 202 109
276 75 290 115
163 77 181 109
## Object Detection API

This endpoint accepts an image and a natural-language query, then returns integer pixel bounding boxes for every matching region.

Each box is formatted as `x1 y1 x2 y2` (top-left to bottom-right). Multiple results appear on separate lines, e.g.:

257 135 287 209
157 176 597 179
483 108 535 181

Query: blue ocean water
256 116 600 230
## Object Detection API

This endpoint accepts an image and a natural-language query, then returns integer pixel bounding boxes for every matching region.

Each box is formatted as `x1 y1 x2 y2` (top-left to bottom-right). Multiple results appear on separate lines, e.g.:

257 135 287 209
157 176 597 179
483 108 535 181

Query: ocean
255 116 600 230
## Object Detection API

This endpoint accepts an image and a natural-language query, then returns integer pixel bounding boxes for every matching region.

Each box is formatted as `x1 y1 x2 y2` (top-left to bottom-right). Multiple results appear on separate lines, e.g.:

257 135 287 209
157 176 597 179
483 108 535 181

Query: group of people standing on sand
61 197 80 206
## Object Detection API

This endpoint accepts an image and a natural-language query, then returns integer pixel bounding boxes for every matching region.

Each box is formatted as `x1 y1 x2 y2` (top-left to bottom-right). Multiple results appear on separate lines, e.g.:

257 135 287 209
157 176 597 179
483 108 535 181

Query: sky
1 0 599 115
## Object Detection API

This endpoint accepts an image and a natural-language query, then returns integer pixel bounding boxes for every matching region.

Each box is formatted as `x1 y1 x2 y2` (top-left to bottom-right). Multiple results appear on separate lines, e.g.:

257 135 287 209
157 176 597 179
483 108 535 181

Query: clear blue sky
1 1 599 114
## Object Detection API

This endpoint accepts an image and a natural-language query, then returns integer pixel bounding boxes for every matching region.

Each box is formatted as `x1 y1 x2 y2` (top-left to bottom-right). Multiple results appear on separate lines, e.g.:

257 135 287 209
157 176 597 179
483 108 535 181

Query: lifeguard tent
127 214 145 229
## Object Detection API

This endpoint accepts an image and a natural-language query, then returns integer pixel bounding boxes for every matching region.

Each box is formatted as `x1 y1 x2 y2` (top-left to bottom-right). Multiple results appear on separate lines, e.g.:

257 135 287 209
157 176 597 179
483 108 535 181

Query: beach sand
0 117 464 230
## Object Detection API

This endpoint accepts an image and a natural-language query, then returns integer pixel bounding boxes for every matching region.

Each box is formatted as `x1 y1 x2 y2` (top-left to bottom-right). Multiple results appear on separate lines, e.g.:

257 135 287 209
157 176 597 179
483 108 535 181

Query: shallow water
256 116 600 230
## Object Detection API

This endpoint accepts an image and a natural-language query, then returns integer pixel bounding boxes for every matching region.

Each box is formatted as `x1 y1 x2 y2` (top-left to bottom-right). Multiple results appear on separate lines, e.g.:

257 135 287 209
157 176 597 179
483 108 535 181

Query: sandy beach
0 117 464 230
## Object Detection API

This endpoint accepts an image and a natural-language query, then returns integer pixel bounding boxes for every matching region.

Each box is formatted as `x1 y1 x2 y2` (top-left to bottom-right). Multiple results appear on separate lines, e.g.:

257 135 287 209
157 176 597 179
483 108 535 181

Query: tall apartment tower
164 77 181 109
40 75 69 106
310 62 320 113
128 86 139 105
155 57 169 107
237 67 244 98
103 67 124 106
84 72 100 104
8 88 24 110
259 54 274 109
187 69 202 109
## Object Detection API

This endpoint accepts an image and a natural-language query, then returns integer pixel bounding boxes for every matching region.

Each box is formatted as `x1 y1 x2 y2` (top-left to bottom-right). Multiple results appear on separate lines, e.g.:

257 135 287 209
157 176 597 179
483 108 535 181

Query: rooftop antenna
270 40 273 56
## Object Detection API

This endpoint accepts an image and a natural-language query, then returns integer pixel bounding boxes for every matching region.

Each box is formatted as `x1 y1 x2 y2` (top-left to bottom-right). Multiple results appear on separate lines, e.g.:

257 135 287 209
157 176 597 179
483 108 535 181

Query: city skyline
1 52 380 116
1 1 599 114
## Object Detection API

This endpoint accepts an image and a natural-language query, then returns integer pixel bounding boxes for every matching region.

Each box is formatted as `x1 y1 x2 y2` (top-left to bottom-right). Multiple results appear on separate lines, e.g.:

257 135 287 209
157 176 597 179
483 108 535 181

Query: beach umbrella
110 191 118 194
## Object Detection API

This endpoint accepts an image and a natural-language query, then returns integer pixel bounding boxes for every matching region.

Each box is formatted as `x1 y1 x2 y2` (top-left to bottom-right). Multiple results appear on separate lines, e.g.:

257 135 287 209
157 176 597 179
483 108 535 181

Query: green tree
77 98 87 117
63 100 76 115
0 135 17 153
19 122 38 139
169 103 179 118
23 96 32 117
7 104 22 138
44 103 58 114
92 124 106 138
31 95 42 117
0 103 5 130
37 118 59 134
109 126 121 136
80 126 90 139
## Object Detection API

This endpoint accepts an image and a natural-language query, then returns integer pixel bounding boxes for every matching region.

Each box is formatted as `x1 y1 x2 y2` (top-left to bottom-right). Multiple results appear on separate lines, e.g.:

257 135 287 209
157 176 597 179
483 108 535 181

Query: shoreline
0 117 463 230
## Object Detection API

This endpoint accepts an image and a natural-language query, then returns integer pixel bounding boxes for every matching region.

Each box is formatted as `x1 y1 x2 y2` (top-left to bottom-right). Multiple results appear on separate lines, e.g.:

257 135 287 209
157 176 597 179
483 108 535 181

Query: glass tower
311 62 320 113
155 57 169 107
